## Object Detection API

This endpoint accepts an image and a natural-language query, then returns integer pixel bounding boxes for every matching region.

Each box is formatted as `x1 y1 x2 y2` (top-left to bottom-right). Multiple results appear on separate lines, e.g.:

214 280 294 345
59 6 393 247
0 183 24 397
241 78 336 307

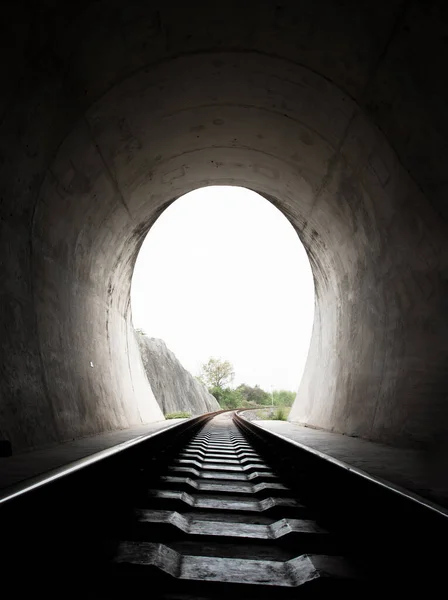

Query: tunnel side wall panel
291 112 448 448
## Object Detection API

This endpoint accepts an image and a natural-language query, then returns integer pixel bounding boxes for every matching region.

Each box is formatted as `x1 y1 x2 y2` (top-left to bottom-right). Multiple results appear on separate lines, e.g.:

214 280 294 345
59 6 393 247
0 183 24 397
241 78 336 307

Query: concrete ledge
254 420 448 508
0 420 185 491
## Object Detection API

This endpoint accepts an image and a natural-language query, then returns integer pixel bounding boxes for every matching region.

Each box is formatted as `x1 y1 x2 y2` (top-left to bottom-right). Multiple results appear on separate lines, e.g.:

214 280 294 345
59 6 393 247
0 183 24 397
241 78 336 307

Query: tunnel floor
2 410 445 597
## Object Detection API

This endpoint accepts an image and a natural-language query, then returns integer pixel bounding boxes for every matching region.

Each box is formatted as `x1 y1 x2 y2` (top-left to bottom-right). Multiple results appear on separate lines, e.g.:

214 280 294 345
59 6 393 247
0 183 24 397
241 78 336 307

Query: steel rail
234 409 448 519
0 410 225 505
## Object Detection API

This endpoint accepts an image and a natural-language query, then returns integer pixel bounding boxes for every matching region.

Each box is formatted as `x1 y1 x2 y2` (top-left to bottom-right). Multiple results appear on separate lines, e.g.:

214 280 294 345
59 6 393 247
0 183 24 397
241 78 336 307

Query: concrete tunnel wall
1 0 448 453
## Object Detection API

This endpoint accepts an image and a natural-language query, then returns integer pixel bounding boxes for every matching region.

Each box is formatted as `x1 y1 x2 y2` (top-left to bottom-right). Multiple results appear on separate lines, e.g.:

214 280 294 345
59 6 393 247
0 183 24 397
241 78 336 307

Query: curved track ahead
1 411 447 597
112 412 359 596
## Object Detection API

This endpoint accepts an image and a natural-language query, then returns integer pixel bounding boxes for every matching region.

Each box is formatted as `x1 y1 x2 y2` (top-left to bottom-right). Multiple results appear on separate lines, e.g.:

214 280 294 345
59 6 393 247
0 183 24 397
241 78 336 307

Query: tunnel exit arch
24 50 440 454
3 0 448 457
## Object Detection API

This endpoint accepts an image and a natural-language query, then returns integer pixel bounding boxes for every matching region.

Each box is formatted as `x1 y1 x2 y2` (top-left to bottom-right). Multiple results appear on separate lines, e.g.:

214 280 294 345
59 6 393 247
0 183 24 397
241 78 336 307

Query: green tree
209 386 244 409
237 384 271 406
272 390 296 406
199 358 235 389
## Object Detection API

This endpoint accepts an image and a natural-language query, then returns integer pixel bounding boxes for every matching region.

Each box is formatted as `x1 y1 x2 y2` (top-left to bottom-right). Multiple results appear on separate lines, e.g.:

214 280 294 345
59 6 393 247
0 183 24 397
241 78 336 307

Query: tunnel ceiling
1 0 448 452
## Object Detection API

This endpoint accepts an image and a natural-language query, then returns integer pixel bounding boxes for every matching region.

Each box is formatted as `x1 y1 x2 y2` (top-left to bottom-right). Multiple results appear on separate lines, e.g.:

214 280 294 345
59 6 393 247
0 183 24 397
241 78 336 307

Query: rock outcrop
136 334 220 415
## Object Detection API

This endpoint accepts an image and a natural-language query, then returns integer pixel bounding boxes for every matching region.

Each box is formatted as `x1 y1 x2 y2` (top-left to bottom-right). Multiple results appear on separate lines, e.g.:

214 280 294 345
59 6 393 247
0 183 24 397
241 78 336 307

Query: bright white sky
131 186 315 392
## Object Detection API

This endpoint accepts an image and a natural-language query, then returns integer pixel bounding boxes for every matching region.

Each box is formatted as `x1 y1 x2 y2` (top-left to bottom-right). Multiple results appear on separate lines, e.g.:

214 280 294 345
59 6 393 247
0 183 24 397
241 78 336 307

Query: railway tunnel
1 0 448 462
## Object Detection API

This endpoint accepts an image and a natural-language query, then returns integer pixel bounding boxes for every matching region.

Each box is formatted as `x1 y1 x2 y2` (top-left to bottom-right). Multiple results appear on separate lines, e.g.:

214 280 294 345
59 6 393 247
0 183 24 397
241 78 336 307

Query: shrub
272 407 288 421
165 412 191 419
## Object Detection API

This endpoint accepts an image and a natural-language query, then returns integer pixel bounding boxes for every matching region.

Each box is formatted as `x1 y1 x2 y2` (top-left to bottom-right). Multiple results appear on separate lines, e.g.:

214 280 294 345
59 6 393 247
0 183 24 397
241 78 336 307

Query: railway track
1 410 447 597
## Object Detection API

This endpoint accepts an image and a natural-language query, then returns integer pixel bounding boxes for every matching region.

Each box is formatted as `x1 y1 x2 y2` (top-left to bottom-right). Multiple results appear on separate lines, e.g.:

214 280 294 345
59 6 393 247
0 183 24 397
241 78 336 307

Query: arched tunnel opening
130 185 315 417
2 1 448 468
